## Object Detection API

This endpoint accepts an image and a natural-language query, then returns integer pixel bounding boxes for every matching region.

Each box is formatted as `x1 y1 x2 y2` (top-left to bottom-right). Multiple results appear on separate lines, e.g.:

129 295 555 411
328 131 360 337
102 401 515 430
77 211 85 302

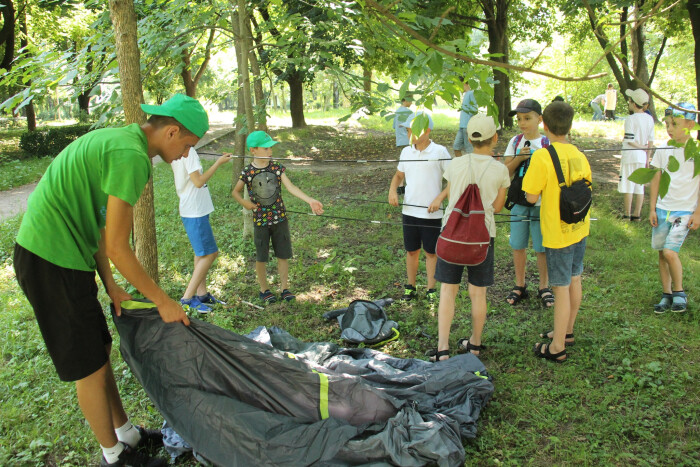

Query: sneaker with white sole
180 296 211 314
100 443 167 467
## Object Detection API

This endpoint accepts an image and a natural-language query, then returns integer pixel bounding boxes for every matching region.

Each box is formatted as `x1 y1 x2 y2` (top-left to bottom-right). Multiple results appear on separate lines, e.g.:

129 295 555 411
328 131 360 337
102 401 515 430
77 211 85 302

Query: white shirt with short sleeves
651 146 700 212
622 112 655 164
397 141 451 220
442 153 510 237
171 148 215 218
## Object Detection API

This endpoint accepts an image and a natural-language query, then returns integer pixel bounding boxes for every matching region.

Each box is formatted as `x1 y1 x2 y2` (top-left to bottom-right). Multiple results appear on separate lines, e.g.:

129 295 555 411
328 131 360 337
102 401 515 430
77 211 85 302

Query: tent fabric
113 300 494 466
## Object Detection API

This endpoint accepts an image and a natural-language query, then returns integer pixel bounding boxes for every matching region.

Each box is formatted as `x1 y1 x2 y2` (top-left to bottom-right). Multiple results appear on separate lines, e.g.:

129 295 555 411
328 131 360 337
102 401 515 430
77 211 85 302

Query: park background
1 0 699 465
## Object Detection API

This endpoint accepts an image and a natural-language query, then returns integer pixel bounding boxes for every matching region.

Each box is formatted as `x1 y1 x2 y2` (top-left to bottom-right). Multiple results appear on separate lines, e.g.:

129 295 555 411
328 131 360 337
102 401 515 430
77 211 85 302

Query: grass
1 123 699 465
0 129 54 191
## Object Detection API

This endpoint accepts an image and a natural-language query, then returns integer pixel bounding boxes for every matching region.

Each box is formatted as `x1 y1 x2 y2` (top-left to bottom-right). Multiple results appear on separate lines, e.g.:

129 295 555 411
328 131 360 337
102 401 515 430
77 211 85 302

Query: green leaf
667 156 680 172
337 113 352 123
668 139 683 148
427 52 443 75
376 83 389 93
684 140 698 162
628 167 658 184
659 170 671 199
411 113 429 138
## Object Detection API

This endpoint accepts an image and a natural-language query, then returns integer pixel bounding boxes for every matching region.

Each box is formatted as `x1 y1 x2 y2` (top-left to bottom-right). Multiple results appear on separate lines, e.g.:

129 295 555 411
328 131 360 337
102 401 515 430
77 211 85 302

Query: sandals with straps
425 349 450 362
457 338 485 355
534 342 567 362
538 330 575 346
506 285 529 306
537 287 555 308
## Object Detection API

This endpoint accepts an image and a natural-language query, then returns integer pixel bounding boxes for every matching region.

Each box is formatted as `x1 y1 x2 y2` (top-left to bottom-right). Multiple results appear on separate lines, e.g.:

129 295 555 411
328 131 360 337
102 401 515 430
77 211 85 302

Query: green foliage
19 124 92 157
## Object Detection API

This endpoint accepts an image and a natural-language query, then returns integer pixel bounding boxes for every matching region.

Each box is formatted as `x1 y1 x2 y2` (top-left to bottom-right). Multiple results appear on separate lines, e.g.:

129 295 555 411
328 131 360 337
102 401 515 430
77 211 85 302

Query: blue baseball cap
665 103 697 121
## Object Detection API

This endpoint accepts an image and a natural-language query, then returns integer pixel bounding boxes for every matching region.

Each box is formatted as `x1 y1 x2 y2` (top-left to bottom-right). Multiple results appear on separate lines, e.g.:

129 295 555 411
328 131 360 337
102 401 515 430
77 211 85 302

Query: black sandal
537 287 555 308
538 330 575 346
425 349 450 362
506 285 529 305
457 338 485 355
534 342 566 362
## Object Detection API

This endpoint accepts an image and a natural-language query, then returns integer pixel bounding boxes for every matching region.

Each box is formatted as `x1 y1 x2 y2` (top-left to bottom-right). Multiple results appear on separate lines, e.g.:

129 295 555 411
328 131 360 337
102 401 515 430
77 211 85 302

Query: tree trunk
484 0 512 128
584 4 630 94
77 91 91 115
333 81 340 108
246 18 268 132
18 4 36 131
0 0 15 71
287 72 307 128
362 63 371 94
109 0 159 283
690 0 700 138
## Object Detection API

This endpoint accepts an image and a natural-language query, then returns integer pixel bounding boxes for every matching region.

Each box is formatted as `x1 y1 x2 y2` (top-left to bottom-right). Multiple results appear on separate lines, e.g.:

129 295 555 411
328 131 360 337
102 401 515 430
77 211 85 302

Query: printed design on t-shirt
240 162 287 226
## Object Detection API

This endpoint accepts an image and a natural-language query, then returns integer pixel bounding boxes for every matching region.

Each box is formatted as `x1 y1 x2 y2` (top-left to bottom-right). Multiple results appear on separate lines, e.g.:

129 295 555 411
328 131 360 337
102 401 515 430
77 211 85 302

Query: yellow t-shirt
522 142 592 248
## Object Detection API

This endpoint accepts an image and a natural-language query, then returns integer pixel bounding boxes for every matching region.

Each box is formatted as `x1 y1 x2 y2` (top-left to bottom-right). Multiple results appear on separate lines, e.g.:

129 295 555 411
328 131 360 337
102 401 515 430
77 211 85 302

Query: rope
285 209 538 226
334 196 532 218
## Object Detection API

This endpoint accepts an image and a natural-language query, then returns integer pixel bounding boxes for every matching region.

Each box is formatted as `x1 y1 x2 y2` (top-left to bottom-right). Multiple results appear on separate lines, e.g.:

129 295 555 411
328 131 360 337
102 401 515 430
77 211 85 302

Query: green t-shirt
16 124 152 271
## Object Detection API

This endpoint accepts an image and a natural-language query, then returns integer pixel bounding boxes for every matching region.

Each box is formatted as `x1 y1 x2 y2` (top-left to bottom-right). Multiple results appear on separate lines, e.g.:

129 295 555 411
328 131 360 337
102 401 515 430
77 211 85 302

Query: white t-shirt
651 146 700 212
397 141 451 219
504 134 547 206
605 89 617 110
171 148 215 218
442 154 510 236
622 112 655 164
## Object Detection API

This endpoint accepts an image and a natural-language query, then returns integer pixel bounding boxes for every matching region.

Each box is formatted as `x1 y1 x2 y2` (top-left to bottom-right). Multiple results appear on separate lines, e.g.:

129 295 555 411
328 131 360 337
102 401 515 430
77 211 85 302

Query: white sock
115 420 141 448
101 442 125 464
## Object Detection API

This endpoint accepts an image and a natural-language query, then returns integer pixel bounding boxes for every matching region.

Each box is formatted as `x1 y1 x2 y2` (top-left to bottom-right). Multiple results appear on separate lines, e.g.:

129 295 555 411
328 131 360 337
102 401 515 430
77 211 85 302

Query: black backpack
505 135 549 210
546 145 592 224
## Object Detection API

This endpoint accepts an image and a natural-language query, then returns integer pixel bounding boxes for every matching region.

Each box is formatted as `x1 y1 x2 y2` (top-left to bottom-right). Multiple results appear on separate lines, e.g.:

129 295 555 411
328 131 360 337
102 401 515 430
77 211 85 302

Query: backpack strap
513 134 524 153
546 145 567 188
541 136 550 148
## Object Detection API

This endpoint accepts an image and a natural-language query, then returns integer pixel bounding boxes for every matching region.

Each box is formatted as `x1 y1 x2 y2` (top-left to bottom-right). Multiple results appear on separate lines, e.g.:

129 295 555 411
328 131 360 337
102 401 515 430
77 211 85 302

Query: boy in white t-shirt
388 112 451 301
172 148 232 313
618 88 655 221
649 103 700 313
502 99 553 308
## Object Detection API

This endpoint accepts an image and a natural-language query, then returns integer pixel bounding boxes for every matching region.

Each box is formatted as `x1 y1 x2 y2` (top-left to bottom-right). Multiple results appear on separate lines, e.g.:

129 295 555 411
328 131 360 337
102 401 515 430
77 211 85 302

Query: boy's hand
245 201 258 211
649 211 658 227
309 200 324 215
428 198 442 213
518 147 531 159
157 297 191 326
107 284 133 316
388 191 399 207
688 212 700 231
215 153 233 166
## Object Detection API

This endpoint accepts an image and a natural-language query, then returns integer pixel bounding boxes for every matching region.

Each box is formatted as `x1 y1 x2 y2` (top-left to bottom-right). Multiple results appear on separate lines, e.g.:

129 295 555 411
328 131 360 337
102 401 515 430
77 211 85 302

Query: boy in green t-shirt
14 94 208 466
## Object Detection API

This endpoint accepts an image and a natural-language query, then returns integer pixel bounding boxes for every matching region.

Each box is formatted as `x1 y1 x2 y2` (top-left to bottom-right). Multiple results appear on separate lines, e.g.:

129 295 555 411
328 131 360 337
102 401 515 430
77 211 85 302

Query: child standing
649 103 700 313
388 112 451 301
232 131 323 304
618 88 655 221
453 79 478 157
502 99 553 308
428 114 510 361
523 102 592 362
604 83 617 120
172 148 232 313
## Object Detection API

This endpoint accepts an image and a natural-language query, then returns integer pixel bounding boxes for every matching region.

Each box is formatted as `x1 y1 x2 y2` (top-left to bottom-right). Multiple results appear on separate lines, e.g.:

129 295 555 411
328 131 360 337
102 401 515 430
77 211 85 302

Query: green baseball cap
141 94 209 138
246 131 279 149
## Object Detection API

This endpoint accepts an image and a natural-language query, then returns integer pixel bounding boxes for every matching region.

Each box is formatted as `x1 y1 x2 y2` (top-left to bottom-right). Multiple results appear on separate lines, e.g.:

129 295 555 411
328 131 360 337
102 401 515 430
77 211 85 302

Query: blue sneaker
196 292 226 305
180 297 211 314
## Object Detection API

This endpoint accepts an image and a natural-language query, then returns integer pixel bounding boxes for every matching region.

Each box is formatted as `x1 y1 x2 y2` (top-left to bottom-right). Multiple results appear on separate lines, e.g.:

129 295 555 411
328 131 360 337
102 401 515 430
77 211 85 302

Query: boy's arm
689 177 700 231
388 170 405 207
504 150 531 177
648 170 661 227
189 154 233 188
94 228 132 315
105 196 190 325
280 173 324 214
428 186 449 213
232 179 257 211
493 187 507 213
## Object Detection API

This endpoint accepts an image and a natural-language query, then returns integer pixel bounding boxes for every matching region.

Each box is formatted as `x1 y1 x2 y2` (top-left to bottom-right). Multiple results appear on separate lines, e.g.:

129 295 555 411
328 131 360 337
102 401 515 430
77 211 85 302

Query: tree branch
648 35 666 85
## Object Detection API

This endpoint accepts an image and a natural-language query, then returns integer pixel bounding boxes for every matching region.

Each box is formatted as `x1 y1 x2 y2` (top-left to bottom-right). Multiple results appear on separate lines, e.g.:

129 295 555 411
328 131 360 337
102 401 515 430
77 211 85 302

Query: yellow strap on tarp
120 300 157 310
312 370 329 419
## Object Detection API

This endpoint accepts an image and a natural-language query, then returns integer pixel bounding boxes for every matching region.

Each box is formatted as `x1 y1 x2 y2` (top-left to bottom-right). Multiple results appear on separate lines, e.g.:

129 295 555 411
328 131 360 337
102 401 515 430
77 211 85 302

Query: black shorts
434 238 495 287
13 243 111 382
254 221 293 262
402 215 442 254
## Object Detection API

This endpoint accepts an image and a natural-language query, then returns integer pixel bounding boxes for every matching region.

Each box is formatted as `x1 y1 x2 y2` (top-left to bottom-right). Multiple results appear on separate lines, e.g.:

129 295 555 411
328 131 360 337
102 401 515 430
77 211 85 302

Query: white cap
625 88 649 106
467 114 499 142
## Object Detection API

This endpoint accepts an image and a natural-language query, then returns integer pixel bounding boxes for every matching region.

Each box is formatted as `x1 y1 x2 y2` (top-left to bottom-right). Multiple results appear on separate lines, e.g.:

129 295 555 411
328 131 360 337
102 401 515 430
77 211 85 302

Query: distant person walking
393 98 413 148
453 78 478 157
604 84 617 120
590 94 605 121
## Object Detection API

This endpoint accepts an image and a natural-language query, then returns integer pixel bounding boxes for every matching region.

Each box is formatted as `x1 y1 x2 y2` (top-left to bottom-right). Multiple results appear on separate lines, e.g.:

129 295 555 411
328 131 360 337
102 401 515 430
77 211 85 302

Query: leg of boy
75 361 123 448
662 249 683 291
437 283 460 353
277 258 289 291
467 284 487 347
183 251 219 299
632 193 644 219
536 252 548 289
425 252 437 290
256 261 270 292
406 250 420 286
623 193 634 217
658 251 672 293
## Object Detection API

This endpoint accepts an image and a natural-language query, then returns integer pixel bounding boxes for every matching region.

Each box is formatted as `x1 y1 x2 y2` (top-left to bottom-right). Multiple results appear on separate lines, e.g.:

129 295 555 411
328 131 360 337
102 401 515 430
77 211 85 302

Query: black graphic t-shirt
239 162 286 226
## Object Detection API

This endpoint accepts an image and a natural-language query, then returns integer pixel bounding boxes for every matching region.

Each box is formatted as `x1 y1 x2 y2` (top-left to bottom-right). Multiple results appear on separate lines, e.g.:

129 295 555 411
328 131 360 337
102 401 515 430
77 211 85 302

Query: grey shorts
434 238 495 287
545 237 587 287
254 221 293 262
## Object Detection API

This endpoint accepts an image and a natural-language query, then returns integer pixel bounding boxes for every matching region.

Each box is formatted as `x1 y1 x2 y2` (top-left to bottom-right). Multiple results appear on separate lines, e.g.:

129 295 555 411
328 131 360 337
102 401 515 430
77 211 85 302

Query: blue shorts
403 215 441 254
453 127 473 153
182 215 218 257
545 238 586 287
652 209 692 253
434 238 495 287
509 204 544 252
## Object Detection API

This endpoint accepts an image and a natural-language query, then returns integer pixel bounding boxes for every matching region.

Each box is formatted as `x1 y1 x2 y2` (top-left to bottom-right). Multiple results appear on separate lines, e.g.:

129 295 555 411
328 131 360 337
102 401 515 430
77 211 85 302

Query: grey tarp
113 301 494 466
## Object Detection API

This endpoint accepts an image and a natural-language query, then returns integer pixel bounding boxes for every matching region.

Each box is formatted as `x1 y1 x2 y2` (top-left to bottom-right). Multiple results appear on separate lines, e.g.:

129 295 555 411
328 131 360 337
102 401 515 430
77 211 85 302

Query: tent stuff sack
323 299 399 345
113 300 494 467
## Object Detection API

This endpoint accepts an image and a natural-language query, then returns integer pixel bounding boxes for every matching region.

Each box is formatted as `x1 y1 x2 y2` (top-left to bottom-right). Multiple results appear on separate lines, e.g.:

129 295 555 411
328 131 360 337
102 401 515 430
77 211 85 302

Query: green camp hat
246 131 279 149
141 94 209 138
